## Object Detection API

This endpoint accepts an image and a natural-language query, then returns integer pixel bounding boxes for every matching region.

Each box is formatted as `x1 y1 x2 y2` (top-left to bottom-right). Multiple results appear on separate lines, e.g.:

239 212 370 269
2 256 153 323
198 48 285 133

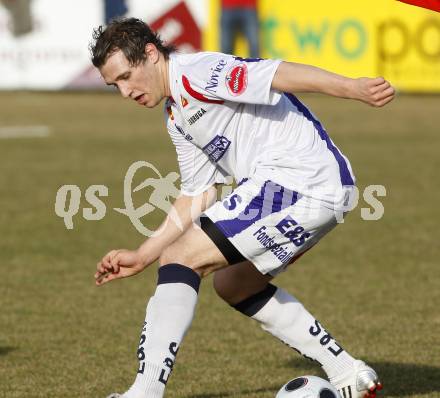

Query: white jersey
165 52 355 209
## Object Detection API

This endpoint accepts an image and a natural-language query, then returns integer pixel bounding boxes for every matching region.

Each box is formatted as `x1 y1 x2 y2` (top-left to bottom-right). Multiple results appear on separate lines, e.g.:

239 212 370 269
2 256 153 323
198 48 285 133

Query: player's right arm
95 104 227 286
95 186 217 285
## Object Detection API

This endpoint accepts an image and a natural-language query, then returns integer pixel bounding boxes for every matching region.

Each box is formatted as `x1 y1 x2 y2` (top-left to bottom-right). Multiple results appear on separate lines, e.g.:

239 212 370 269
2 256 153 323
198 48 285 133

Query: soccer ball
276 375 340 398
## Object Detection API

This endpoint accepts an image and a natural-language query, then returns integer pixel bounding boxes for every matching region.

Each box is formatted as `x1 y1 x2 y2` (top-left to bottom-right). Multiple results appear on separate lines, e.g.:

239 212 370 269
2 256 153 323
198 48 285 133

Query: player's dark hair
90 17 176 68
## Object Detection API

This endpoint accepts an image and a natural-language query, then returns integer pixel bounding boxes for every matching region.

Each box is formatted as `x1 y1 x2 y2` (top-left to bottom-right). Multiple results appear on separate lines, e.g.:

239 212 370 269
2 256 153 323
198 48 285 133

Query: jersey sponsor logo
182 75 224 104
187 108 206 125
175 123 193 141
226 64 248 96
202 135 231 162
275 215 311 247
180 95 188 108
205 59 228 93
223 193 242 210
253 226 295 264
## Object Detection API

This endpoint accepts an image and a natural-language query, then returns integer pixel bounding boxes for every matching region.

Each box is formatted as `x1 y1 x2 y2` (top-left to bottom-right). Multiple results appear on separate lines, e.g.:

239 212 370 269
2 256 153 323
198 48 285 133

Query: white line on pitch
0 125 51 139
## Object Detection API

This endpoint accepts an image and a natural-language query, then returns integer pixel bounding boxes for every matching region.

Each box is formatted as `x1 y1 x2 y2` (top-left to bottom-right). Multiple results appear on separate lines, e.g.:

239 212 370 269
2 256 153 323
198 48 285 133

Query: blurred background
1 0 439 91
0 1 439 397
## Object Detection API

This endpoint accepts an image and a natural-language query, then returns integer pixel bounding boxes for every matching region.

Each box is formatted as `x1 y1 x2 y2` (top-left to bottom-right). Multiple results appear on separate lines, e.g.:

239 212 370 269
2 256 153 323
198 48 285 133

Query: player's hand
354 77 395 107
95 249 147 286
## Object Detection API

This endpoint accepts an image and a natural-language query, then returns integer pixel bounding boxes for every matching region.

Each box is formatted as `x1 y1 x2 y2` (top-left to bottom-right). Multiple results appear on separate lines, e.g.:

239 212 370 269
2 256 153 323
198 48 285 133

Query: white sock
234 285 355 379
122 264 201 398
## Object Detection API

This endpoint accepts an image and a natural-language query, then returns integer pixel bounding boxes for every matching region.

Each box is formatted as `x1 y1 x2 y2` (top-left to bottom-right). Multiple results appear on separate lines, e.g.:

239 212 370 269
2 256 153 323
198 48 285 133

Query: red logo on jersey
225 64 248 96
182 75 224 104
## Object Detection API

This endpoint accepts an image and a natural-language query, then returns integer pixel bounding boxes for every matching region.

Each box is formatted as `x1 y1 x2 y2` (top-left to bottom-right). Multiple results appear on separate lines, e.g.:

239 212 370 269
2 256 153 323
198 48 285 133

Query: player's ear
145 43 159 63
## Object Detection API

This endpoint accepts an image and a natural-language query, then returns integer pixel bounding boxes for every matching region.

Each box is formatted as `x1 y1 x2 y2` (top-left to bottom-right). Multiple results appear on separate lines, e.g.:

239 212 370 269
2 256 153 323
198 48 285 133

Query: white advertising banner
0 0 206 89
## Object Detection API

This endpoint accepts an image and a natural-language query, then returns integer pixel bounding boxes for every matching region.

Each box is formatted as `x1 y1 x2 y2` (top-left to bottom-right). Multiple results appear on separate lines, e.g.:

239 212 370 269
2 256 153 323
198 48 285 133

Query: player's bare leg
213 261 382 398
213 260 273 305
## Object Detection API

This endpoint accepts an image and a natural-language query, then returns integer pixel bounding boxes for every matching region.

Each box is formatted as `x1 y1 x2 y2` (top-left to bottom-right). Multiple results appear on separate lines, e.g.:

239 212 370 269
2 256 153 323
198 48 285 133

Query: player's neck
161 55 172 98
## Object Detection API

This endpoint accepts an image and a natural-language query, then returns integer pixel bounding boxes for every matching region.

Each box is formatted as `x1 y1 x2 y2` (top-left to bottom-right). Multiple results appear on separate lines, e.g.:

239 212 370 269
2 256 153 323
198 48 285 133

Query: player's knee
159 244 205 277
159 244 190 267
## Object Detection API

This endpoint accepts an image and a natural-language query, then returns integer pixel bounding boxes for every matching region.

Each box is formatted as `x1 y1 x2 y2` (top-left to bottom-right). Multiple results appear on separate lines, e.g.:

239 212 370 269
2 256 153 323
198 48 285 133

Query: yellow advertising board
205 0 440 92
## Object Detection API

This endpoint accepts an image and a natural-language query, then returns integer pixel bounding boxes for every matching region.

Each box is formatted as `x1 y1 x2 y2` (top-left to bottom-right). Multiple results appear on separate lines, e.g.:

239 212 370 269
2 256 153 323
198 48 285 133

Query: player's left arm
271 61 395 107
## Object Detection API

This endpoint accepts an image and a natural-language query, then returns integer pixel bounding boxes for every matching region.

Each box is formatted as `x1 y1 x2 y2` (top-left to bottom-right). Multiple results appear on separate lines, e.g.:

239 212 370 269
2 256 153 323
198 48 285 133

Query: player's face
100 46 166 108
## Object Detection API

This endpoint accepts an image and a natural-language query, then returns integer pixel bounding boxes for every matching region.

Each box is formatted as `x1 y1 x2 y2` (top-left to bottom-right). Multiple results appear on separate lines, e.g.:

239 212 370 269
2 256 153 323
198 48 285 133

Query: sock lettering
158 342 179 385
309 319 344 357
137 322 147 374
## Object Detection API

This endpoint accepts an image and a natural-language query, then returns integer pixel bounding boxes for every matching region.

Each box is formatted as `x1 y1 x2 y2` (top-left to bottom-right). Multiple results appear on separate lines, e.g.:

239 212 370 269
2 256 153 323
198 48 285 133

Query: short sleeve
179 52 282 106
167 118 229 196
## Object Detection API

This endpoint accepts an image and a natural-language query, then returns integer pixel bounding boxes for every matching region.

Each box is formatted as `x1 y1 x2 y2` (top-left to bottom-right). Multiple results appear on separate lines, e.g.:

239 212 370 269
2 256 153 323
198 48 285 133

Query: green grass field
0 92 439 398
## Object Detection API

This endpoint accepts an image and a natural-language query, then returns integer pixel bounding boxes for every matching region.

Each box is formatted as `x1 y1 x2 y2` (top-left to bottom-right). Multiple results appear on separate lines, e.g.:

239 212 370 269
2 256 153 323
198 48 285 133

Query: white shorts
201 178 343 276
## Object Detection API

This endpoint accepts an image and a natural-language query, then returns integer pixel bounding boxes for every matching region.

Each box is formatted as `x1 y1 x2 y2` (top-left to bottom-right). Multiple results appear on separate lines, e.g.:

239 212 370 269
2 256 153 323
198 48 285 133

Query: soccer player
91 18 394 398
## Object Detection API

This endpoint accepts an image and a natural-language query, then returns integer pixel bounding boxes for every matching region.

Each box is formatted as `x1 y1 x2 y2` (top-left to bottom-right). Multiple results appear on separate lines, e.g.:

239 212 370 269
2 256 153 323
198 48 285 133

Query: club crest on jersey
187 108 206 125
225 64 248 96
203 135 231 162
